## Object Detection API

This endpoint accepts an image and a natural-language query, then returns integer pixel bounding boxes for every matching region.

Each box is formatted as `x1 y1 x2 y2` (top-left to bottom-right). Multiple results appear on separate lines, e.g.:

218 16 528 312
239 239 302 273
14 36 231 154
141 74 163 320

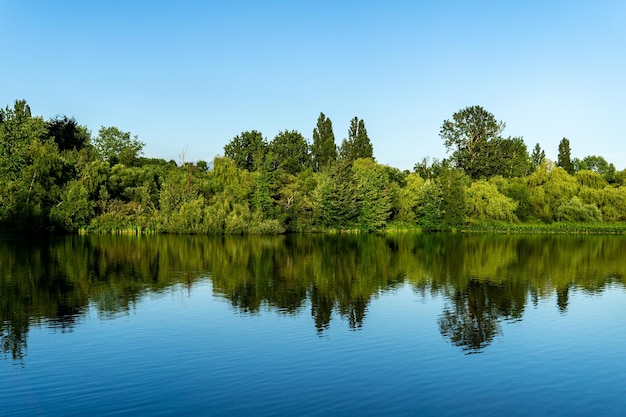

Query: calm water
1 233 626 416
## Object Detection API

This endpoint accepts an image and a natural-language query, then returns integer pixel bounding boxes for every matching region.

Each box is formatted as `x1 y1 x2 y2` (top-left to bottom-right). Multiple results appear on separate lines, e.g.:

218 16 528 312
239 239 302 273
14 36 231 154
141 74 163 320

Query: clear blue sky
2 0 625 170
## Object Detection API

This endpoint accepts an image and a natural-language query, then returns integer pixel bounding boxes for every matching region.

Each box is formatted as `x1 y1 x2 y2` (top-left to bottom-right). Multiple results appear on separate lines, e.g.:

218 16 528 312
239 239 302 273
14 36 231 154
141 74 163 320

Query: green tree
483 136 530 178
573 155 616 183
311 112 337 172
93 126 145 166
466 180 518 222
223 130 266 172
440 105 505 179
312 159 358 229
526 160 579 222
352 158 391 231
557 138 574 174
0 99 48 180
266 130 310 175
339 117 373 163
530 143 545 171
45 115 91 152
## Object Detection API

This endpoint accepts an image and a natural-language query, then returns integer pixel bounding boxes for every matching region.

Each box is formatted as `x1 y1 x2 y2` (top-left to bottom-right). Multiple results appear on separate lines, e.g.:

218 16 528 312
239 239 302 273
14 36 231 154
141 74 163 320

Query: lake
1 233 626 416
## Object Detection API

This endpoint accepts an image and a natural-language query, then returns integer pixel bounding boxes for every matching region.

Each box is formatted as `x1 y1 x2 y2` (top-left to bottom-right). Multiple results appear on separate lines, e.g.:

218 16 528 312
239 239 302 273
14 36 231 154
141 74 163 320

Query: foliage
339 117 373 163
2 98 626 235
466 180 518 222
440 105 505 179
92 126 145 166
557 138 574 175
352 158 392 231
223 130 266 172
311 112 336 172
266 130 310 175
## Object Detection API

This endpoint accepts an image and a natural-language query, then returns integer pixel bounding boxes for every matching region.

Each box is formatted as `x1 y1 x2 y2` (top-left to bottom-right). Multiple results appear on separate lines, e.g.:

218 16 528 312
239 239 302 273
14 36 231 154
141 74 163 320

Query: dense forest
1 99 625 234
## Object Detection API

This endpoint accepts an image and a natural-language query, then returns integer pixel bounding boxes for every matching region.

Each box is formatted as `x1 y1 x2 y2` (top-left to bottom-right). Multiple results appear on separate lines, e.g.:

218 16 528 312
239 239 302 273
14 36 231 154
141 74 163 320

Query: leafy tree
575 170 608 189
93 126 144 166
416 168 467 230
483 136 530 178
224 130 266 172
557 138 574 174
0 99 48 180
440 105 505 179
45 115 90 152
352 158 391 231
526 160 579 222
415 180 444 230
556 197 602 222
396 173 425 223
530 143 545 171
438 168 468 227
339 117 373 163
573 155 616 183
312 159 358 229
266 130 310 175
311 112 337 172
496 176 533 222
466 180 518 222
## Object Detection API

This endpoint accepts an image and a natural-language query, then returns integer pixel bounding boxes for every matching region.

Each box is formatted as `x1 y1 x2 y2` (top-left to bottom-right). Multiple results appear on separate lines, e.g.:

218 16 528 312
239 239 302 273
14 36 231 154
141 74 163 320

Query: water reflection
1 233 625 359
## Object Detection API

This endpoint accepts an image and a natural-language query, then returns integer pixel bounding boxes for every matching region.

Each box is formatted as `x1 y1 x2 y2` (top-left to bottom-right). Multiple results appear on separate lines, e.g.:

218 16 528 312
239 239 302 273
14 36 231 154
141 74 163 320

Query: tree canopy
1 98 625 234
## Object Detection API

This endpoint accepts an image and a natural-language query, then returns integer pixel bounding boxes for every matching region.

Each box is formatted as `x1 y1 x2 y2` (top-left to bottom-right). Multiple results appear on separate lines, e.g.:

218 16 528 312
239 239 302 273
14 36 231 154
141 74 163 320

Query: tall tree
339 117 373 163
440 105 506 179
311 112 337 172
224 130 266 172
557 137 574 175
530 143 545 171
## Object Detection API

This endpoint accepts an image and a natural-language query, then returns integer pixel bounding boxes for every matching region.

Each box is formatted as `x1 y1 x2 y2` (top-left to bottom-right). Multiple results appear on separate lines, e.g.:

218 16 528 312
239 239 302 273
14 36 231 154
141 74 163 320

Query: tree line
1 99 625 234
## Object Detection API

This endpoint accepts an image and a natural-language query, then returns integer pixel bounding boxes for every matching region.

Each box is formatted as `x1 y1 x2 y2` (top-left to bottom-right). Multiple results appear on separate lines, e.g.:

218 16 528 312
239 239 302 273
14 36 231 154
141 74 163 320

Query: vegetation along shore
1 100 625 234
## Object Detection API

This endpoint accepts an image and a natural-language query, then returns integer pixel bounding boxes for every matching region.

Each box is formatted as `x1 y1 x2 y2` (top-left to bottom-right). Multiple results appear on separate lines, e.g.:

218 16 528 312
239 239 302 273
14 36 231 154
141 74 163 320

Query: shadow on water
1 233 625 359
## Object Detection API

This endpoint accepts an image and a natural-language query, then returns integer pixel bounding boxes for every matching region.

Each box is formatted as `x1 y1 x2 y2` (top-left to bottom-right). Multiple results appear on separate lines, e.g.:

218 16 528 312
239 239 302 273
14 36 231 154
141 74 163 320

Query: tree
339 117 373 163
482 137 530 178
352 158 391 231
311 112 337 172
223 130 266 172
93 126 144 166
0 99 47 180
440 105 505 179
466 180 518 222
45 115 90 152
573 155 616 183
530 143 545 171
557 138 574 174
266 130 310 175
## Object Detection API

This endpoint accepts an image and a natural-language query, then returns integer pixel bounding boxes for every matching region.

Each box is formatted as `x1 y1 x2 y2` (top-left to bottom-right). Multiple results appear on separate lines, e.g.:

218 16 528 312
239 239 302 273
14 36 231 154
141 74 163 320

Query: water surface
1 234 625 416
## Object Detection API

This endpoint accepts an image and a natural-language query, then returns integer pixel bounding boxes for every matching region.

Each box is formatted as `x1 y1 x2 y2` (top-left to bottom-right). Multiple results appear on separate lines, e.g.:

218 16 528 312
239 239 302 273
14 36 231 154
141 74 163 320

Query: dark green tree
266 130 310 175
311 112 337 172
557 138 574 175
440 105 506 179
480 137 530 178
530 143 545 171
339 117 373 163
45 115 90 152
223 130 266 172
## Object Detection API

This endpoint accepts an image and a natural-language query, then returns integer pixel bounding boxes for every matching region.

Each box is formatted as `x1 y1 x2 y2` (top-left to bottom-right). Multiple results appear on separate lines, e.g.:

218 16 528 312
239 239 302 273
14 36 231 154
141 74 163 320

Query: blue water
3 279 626 417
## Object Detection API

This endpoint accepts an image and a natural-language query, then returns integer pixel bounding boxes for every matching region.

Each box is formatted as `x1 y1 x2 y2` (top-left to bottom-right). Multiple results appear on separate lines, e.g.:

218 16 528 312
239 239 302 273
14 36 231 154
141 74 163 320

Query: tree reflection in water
1 233 626 359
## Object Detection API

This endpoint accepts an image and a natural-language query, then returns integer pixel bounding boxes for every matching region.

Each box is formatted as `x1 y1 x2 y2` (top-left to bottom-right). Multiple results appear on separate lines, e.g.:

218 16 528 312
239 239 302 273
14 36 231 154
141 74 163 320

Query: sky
1 0 625 171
